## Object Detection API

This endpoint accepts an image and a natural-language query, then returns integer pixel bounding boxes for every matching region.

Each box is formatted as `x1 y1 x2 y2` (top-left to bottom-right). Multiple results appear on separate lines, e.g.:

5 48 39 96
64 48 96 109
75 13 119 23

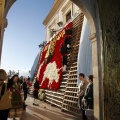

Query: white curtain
77 16 93 85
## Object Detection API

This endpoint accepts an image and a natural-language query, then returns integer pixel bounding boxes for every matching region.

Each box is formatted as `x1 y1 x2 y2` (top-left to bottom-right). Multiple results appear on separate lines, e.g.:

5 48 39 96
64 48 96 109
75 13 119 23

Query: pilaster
89 33 100 120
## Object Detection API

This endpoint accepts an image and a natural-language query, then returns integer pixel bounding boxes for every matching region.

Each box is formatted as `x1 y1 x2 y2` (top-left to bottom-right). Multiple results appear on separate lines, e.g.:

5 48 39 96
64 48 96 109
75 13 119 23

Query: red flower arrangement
37 22 72 90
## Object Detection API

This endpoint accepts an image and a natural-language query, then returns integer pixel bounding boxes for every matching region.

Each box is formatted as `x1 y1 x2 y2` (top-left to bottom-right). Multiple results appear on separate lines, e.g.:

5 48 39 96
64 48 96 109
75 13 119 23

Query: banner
37 22 72 90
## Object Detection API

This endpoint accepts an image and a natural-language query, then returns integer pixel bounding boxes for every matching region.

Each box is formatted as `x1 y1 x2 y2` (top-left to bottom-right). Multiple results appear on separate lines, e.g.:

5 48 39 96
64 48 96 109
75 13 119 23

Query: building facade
36 0 92 117
43 0 80 42
42 0 120 120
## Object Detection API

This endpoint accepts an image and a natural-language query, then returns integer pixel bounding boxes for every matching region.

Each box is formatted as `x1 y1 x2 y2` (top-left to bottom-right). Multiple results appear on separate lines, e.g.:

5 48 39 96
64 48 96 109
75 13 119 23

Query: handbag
85 108 93 116
0 82 12 110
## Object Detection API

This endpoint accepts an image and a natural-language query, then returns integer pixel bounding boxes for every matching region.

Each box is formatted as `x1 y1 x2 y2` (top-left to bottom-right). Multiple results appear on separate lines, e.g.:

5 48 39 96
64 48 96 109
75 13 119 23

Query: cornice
43 0 65 26
53 0 58 5
61 0 72 13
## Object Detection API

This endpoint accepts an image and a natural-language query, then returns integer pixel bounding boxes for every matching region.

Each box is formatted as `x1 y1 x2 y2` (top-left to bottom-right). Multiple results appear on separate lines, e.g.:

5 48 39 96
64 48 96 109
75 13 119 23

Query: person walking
33 77 40 106
77 73 88 120
83 75 94 120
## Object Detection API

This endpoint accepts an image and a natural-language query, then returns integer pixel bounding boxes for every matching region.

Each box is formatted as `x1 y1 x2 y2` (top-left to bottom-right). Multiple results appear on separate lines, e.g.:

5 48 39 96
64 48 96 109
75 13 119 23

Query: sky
1 0 54 76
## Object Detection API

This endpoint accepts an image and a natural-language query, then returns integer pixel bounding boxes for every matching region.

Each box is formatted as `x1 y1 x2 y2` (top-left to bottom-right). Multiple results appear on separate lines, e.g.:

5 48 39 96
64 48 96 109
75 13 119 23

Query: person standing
26 78 32 94
83 75 94 120
8 74 23 120
33 77 40 106
22 78 28 101
78 73 88 120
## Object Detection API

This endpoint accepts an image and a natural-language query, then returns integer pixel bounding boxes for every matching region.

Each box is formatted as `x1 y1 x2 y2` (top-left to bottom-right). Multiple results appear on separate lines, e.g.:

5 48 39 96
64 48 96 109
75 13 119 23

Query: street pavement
19 97 80 120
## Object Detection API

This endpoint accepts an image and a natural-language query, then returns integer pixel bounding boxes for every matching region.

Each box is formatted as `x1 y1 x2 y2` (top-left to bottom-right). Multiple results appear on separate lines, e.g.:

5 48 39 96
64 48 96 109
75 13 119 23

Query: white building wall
45 0 80 42
77 16 92 84
73 3 80 15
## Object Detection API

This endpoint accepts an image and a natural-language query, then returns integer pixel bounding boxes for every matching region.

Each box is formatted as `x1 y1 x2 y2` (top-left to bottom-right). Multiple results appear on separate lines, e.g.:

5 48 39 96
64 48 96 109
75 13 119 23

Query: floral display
37 22 72 90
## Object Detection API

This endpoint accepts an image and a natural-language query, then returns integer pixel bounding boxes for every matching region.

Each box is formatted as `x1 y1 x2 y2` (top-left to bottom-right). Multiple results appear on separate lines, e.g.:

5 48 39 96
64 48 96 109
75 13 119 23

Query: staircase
30 12 84 116
61 13 84 115
44 13 84 115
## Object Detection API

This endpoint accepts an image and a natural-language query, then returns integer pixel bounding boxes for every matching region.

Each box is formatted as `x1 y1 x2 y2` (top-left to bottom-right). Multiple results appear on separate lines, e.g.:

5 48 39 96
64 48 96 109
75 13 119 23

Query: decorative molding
89 33 96 42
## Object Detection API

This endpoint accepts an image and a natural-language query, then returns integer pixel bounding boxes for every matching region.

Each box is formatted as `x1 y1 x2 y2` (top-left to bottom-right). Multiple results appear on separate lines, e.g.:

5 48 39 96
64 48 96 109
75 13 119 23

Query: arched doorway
70 0 103 120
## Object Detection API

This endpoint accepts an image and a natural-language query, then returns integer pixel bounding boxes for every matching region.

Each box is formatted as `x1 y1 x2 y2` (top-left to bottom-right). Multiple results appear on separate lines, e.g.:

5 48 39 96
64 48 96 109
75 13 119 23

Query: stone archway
71 0 120 120
70 0 103 120
0 0 16 62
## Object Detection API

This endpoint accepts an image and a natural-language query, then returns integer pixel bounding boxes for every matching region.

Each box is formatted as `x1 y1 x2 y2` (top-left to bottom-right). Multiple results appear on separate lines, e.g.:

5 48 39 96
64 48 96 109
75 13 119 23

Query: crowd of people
0 69 39 120
0 68 94 120
78 73 94 120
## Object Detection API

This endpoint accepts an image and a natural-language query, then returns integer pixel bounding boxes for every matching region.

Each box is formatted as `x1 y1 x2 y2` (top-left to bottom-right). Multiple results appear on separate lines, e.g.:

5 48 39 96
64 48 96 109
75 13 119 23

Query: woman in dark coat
33 77 40 106
83 75 94 120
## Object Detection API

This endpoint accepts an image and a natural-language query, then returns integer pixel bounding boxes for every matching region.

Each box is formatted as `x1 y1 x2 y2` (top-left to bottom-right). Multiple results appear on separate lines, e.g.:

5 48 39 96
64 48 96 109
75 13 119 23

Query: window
66 11 71 22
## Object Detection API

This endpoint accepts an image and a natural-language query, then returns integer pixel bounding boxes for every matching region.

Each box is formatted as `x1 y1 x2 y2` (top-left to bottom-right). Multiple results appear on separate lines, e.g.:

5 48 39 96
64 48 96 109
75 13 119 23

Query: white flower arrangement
42 61 60 86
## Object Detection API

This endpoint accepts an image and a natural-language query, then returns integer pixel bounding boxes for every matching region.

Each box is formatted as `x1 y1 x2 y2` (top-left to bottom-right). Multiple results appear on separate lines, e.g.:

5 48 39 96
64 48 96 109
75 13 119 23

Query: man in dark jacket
23 78 28 101
78 73 88 120
33 77 40 106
